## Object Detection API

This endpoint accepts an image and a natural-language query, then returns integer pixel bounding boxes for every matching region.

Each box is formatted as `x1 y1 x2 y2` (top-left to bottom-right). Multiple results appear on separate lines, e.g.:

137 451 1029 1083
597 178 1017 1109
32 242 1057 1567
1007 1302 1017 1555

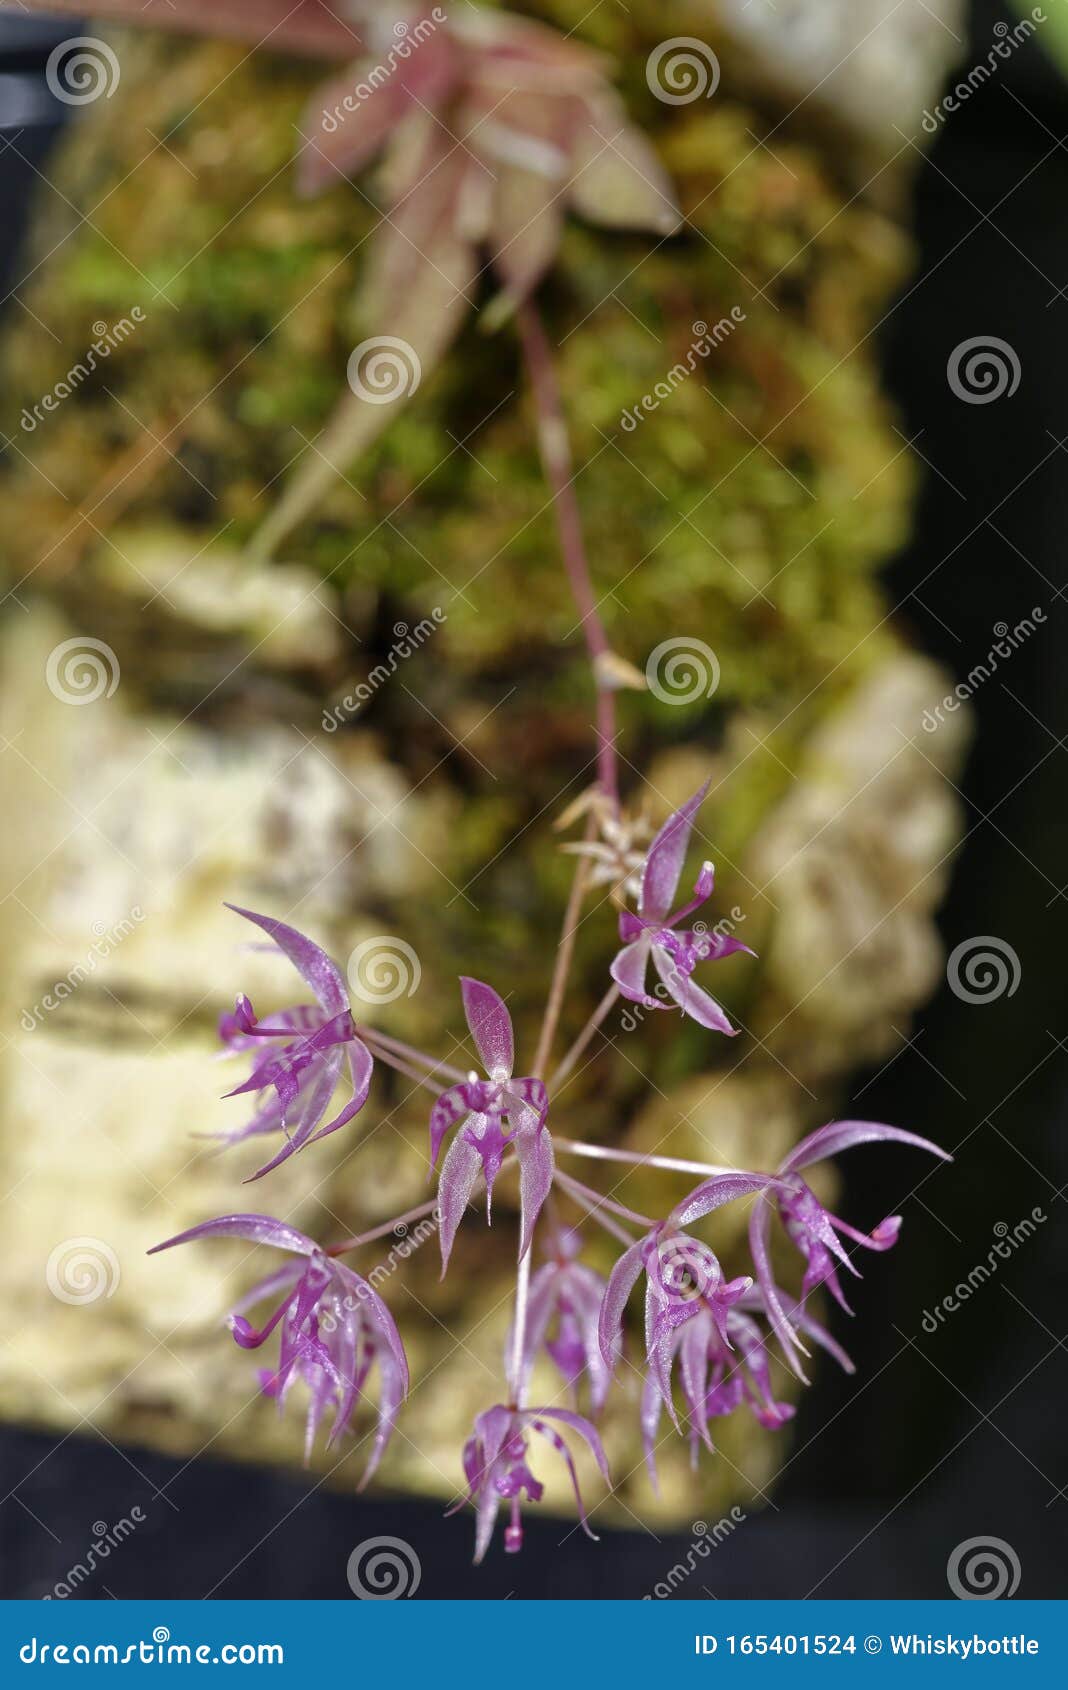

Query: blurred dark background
1 0 1065 1598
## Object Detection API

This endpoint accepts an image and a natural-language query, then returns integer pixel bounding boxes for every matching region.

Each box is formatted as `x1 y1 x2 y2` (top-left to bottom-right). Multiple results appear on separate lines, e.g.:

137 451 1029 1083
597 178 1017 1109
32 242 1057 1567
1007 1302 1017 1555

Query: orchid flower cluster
84 0 953 1561
154 789 948 1560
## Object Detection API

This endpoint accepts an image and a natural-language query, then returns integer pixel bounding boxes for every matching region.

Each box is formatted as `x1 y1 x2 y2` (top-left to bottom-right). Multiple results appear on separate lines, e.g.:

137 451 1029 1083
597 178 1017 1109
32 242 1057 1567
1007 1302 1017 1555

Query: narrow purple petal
242 1048 343 1182
640 781 710 923
149 1213 318 1257
516 1123 555 1261
459 977 514 1079
225 904 349 1017
429 1082 475 1168
610 935 657 1005
566 1266 613 1415
640 1369 663 1489
652 942 737 1034
437 1132 483 1274
747 1199 808 1382
782 1118 951 1174
671 1171 775 1230
532 1407 611 1484
529 1421 599 1541
598 1239 645 1371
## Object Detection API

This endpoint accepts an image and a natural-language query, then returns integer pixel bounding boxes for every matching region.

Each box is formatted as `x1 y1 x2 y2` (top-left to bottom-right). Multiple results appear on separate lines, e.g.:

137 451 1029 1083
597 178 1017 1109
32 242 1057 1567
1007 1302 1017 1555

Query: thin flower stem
517 300 619 811
358 1027 466 1085
553 1171 639 1247
326 1197 440 1257
508 1244 533 1410
554 1139 738 1179
532 828 594 1081
550 984 619 1089
361 1039 441 1095
554 1167 656 1230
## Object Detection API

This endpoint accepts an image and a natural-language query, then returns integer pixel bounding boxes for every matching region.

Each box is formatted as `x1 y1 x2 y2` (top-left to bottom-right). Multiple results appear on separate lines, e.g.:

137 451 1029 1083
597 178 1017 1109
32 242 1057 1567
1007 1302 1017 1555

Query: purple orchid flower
638 1281 855 1485
749 1119 951 1378
510 1228 611 1414
639 1302 794 1485
430 978 553 1271
449 1402 610 1562
598 1174 774 1407
150 1214 407 1486
609 782 753 1033
216 906 373 1180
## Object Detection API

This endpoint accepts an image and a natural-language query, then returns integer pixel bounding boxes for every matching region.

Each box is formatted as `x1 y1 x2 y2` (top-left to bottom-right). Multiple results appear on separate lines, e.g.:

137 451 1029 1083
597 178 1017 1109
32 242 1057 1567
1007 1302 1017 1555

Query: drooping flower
510 1228 610 1414
449 1402 610 1562
638 1277 861 1486
216 906 373 1180
610 782 753 1033
149 1214 407 1485
429 978 553 1271
598 1174 774 1390
639 1301 793 1485
749 1119 951 1377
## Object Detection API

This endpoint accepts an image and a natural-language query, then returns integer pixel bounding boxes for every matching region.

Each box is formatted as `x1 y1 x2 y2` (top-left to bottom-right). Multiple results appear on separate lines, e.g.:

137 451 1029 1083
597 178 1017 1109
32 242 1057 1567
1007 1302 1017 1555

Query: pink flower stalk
610 783 754 1032
149 1215 407 1485
449 1403 610 1562
430 978 553 1271
216 906 373 1180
